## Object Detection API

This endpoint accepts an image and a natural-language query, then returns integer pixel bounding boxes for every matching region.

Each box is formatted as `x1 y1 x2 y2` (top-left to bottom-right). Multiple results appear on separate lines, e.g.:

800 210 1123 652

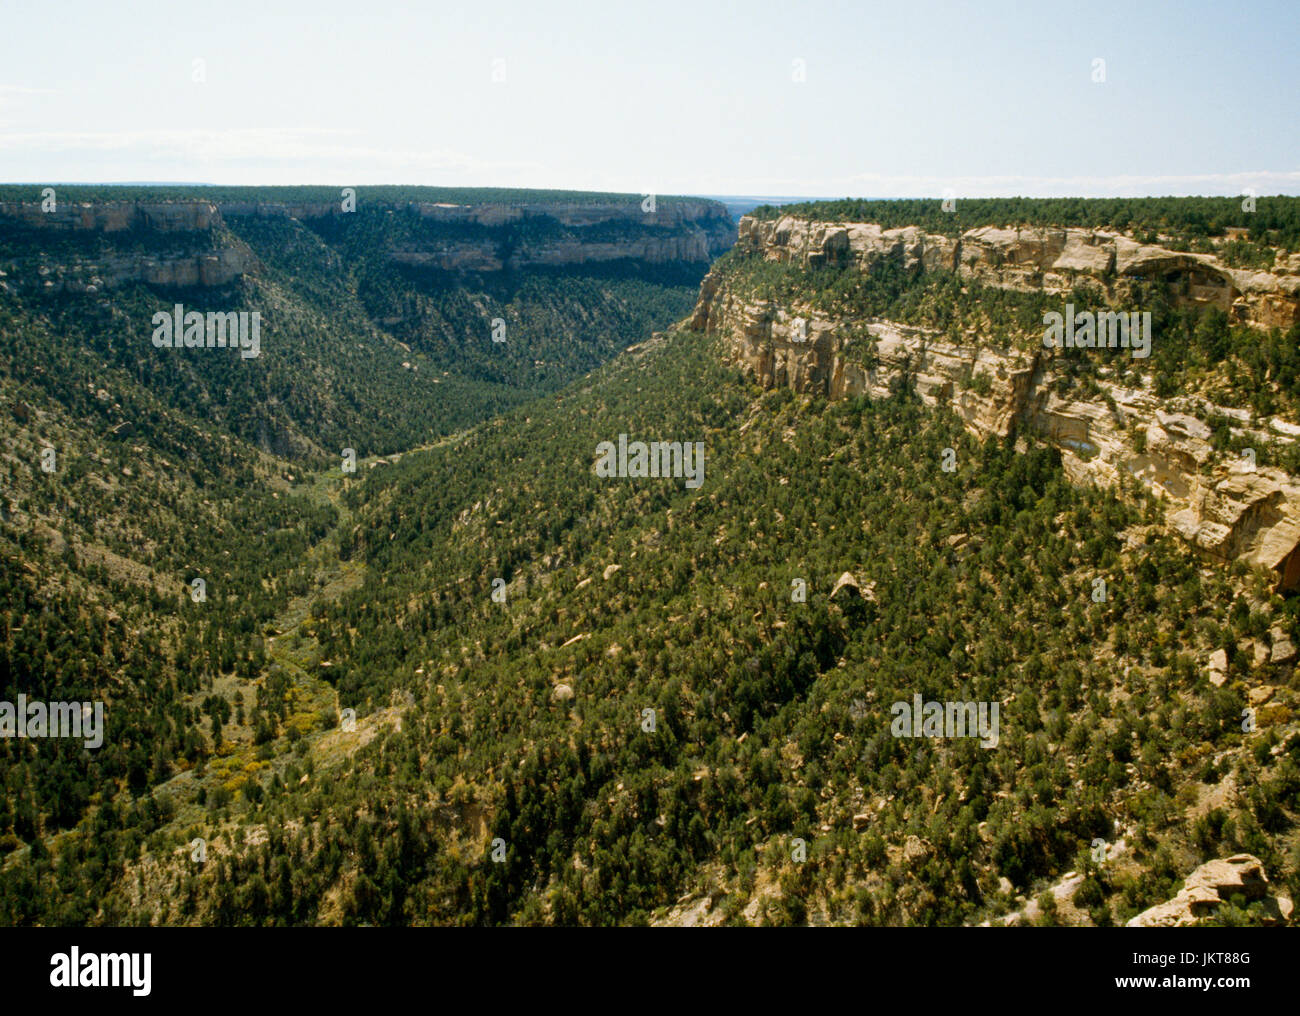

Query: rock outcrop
216 198 734 268
18 247 258 294
387 231 724 271
219 198 729 231
0 200 256 292
380 200 734 270
0 200 221 233
733 215 1300 330
0 198 734 281
694 216 1300 588
1126 854 1293 926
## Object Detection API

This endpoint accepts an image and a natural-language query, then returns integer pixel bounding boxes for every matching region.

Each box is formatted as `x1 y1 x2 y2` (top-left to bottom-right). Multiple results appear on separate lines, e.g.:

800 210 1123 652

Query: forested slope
2 195 1298 927
6 325 1296 926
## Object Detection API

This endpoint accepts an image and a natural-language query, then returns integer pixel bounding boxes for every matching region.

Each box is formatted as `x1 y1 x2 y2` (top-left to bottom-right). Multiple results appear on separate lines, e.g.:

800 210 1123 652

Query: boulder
831 572 877 602
830 572 861 599
1127 854 1282 927
1270 627 1296 664
1208 648 1228 686
1183 854 1267 902
1264 896 1295 925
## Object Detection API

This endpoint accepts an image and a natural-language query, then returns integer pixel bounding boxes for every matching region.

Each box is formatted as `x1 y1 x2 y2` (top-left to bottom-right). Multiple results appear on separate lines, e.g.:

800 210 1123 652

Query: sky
0 0 1296 198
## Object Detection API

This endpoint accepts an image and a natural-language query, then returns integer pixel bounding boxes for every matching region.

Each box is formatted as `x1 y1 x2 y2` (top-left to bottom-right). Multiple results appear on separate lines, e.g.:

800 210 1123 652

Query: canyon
6 191 1299 930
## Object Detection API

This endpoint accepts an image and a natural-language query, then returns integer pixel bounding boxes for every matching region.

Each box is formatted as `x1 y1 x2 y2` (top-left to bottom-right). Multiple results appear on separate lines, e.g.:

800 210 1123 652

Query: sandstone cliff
4 246 258 294
694 215 1300 587
215 197 733 269
0 197 734 284
0 200 257 292
381 199 734 270
733 215 1300 330
0 200 221 233
218 197 728 230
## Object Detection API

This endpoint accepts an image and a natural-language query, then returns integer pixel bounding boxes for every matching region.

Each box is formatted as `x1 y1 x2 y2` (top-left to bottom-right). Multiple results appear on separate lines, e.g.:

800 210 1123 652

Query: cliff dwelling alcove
1155 265 1236 313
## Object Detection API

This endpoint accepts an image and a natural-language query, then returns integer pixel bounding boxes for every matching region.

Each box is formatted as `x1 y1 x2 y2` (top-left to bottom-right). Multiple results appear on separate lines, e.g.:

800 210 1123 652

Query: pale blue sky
0 0 1295 197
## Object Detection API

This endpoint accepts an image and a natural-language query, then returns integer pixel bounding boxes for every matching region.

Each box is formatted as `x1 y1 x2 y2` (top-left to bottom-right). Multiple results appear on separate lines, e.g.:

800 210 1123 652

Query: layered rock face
737 215 1300 330
695 216 1300 585
8 247 258 294
379 199 734 270
218 197 729 230
0 197 734 294
0 200 220 233
0 198 734 281
0 200 256 292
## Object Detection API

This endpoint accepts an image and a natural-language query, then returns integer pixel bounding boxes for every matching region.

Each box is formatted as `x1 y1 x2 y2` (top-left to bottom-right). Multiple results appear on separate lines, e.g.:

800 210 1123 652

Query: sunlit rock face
733 215 1300 329
694 215 1300 587
0 201 257 292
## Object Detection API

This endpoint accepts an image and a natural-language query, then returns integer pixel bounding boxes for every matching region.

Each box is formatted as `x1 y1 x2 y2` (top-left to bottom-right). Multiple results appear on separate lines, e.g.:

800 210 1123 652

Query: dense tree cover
0 208 710 465
0 220 222 262
4 326 1296 926
0 185 708 209
750 196 1300 251
0 289 341 854
0 195 707 911
290 208 710 395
